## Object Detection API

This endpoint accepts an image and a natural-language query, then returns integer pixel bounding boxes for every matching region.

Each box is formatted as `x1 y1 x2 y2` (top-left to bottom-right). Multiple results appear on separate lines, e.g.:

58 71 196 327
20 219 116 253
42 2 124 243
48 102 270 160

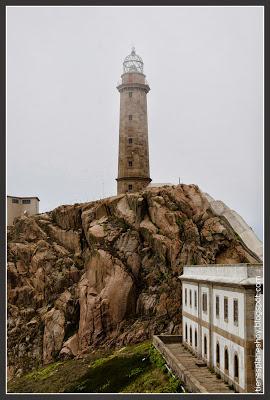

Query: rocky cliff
7 184 261 378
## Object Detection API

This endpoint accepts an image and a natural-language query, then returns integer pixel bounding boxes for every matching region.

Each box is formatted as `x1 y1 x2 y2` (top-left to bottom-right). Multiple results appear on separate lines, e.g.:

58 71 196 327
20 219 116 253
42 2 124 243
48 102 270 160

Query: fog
7 6 263 239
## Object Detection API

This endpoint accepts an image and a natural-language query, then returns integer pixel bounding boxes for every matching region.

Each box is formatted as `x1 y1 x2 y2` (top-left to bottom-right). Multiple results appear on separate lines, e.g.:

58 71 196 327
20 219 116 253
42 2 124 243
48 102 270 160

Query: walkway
153 335 235 393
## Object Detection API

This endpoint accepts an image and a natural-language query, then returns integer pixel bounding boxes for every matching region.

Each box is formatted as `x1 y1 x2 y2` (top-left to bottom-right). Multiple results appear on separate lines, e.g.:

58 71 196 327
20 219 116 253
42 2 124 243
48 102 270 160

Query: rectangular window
204 336 207 357
129 114 132 120
216 295 220 318
189 290 192 307
128 161 133 167
202 293 207 313
194 291 197 309
12 198 19 204
224 297 228 321
22 199 31 204
128 138 133 144
129 92 132 97
233 299 238 325
185 288 187 306
128 184 133 191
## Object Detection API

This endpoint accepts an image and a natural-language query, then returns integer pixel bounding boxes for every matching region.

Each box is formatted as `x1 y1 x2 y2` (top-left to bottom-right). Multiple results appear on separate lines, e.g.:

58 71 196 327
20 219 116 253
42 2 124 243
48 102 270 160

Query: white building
180 263 263 393
7 196 40 226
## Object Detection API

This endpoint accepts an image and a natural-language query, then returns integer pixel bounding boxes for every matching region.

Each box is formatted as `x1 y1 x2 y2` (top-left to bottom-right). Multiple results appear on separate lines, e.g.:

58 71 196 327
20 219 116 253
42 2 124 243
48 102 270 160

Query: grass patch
25 361 63 381
66 341 152 393
8 341 184 394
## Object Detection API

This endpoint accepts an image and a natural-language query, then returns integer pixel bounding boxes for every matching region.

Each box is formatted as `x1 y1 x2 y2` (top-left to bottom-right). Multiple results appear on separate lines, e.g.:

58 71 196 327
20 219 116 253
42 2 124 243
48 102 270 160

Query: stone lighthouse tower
116 47 151 194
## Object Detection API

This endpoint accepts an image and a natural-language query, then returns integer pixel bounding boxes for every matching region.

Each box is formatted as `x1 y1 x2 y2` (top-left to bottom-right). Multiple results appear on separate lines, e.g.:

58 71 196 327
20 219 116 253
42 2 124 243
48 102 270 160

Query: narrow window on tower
128 184 133 191
129 92 132 97
128 138 133 144
129 115 132 120
128 161 133 167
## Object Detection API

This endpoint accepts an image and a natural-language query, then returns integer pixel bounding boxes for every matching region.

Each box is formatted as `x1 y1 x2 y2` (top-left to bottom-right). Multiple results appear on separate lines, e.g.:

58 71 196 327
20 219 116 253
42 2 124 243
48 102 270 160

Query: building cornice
116 82 150 93
179 275 262 289
116 176 152 183
7 195 40 201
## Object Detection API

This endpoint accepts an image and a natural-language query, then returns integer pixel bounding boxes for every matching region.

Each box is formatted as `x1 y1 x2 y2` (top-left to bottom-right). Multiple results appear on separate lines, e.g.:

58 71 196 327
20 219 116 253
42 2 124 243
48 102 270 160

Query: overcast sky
7 6 263 240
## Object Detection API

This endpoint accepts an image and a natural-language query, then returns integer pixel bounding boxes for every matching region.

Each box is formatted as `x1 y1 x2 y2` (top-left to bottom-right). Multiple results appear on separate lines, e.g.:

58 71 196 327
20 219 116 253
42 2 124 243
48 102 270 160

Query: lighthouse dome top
123 47 144 74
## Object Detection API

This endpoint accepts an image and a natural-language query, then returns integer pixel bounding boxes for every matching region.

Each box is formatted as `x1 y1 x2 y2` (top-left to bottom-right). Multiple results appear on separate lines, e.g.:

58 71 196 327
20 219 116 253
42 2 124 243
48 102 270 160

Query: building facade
7 196 40 226
180 264 263 393
116 48 151 194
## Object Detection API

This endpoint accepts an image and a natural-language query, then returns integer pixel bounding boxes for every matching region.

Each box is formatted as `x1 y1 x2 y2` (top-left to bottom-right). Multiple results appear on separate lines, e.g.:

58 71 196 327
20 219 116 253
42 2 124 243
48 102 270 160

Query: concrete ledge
157 335 182 344
153 335 209 393
203 193 263 261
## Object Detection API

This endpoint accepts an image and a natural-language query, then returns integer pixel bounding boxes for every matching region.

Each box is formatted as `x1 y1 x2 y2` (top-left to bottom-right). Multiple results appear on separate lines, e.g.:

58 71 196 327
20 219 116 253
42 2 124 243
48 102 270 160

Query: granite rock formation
7 184 261 378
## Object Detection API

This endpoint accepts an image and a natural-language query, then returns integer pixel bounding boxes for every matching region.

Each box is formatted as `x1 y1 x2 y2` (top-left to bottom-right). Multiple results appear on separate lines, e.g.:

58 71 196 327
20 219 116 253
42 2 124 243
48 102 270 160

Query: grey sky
7 6 263 240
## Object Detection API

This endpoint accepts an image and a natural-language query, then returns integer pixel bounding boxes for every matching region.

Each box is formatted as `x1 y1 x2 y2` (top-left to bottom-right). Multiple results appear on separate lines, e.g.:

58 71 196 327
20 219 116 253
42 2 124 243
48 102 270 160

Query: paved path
166 343 235 393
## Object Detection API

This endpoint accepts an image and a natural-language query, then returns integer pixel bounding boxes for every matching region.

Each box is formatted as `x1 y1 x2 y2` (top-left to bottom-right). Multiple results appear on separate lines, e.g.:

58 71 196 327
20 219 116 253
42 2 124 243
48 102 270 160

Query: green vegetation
8 341 184 394
116 217 130 231
149 344 167 371
25 361 64 381
176 216 187 229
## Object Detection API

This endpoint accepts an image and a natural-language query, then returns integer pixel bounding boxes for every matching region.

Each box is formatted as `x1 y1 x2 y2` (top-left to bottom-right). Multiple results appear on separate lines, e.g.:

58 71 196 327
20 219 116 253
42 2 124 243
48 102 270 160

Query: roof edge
7 195 40 201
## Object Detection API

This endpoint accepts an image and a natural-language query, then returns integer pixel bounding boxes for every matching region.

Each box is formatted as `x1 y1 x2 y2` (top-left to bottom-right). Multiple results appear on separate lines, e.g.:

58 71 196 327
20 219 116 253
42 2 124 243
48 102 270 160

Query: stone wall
153 335 208 393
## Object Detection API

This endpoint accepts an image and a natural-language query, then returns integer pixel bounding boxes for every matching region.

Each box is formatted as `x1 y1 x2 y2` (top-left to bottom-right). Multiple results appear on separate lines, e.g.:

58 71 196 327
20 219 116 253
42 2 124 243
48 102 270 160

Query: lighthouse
116 47 151 194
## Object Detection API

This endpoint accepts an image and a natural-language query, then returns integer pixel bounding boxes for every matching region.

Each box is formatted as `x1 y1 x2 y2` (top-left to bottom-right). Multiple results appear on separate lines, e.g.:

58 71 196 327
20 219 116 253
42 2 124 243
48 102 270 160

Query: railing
116 79 150 87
